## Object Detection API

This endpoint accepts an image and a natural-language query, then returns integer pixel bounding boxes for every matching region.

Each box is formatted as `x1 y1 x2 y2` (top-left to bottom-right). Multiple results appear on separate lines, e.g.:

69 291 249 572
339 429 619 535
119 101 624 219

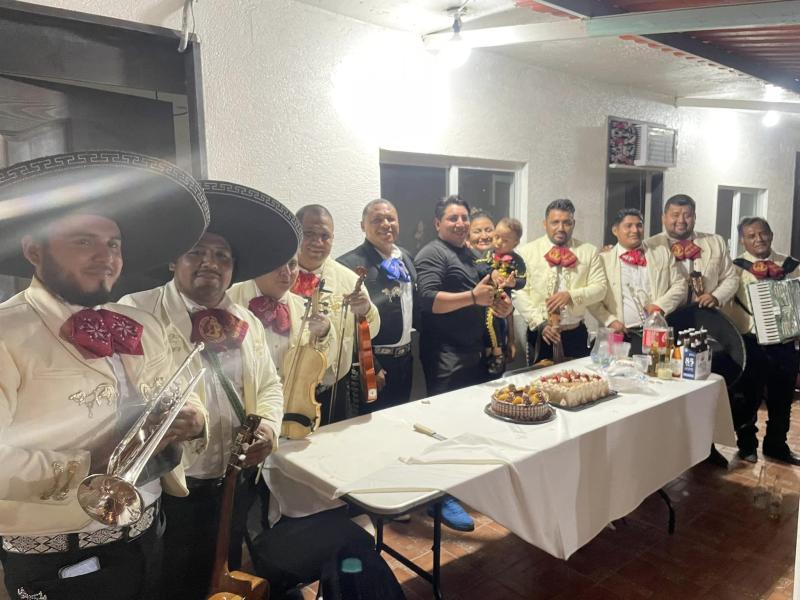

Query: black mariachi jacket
337 241 419 349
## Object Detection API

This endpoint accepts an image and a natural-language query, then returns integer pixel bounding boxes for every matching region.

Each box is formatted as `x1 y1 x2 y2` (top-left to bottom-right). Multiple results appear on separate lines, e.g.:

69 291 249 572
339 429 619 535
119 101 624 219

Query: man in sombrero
121 180 295 599
0 150 211 600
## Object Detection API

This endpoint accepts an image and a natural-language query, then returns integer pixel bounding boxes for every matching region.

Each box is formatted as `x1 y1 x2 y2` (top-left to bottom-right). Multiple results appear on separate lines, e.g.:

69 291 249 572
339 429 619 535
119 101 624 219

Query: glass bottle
648 342 659 376
753 464 769 509
768 477 783 521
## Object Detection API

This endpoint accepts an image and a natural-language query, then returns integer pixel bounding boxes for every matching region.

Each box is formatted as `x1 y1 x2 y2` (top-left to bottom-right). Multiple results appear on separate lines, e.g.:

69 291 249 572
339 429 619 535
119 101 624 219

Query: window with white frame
379 150 523 255
714 186 768 258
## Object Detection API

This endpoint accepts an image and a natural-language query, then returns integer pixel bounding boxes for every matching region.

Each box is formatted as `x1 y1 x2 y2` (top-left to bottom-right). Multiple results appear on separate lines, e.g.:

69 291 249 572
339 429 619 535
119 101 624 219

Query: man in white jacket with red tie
590 208 687 345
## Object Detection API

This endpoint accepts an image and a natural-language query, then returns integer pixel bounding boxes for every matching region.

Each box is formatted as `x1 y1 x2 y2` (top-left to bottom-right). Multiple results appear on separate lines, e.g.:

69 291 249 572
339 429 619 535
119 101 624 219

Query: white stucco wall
22 0 800 254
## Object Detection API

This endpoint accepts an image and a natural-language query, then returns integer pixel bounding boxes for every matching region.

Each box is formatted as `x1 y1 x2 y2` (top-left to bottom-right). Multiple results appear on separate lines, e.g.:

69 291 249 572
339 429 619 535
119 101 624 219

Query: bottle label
643 328 668 349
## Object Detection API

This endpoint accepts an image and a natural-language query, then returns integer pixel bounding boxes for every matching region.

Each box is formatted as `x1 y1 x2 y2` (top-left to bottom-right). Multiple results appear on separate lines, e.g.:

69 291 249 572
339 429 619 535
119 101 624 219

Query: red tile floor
2 406 798 600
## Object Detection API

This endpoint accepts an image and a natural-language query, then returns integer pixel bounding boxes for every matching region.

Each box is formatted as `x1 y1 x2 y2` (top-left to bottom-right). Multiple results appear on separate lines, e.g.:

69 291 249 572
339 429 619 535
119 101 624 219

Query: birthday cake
536 370 610 408
490 383 552 422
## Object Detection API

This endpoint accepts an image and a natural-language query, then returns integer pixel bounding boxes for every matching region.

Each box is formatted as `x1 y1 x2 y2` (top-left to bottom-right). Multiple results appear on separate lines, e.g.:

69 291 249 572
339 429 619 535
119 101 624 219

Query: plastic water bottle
642 311 669 353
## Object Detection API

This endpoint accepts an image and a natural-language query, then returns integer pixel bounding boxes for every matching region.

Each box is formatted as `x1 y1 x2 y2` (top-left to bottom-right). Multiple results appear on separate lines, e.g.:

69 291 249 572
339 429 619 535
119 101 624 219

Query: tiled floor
3 406 799 600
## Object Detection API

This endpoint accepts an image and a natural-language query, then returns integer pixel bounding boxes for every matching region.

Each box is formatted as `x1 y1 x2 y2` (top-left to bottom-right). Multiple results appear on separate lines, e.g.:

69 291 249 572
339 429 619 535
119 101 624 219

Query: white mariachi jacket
0 278 208 536
120 280 284 447
723 250 800 335
299 257 381 386
646 231 739 306
512 235 607 330
227 279 338 383
589 243 687 327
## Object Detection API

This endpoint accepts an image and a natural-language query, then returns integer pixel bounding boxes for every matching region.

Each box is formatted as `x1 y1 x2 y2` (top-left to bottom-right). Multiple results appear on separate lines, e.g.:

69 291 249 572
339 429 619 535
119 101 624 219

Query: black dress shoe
763 447 800 466
705 445 729 468
737 449 758 464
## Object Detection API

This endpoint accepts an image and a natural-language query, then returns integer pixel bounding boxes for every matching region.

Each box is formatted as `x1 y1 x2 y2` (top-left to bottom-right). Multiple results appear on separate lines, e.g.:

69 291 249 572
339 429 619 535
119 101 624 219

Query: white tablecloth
268 358 735 559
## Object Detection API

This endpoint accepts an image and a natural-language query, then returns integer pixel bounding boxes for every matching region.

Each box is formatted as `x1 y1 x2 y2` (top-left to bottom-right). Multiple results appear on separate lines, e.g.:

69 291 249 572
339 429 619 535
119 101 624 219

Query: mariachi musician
0 151 210 600
291 204 380 423
724 217 800 465
513 198 607 364
338 199 418 412
121 180 294 600
231 256 381 599
646 194 739 308
590 208 686 351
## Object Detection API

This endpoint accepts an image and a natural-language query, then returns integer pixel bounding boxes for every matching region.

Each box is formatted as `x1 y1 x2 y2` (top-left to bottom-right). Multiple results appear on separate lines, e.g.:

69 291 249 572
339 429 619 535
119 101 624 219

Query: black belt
373 343 411 358
186 476 224 493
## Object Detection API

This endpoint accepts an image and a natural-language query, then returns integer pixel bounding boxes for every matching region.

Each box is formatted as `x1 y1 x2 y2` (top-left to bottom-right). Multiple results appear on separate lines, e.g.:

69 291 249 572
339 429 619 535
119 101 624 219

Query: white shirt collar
179 291 234 313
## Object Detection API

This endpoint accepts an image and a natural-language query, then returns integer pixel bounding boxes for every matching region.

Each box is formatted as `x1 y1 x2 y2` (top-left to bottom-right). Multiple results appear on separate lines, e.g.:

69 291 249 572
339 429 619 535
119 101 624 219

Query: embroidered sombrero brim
200 180 301 282
0 150 209 278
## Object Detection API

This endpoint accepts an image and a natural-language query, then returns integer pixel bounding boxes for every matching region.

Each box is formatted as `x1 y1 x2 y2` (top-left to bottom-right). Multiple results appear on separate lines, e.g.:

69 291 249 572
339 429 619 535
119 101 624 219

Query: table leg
376 516 384 552
657 488 676 534
432 501 443 600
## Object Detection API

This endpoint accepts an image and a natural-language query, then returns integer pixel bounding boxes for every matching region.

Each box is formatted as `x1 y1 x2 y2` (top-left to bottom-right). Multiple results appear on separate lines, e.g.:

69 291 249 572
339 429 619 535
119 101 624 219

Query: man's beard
40 250 114 307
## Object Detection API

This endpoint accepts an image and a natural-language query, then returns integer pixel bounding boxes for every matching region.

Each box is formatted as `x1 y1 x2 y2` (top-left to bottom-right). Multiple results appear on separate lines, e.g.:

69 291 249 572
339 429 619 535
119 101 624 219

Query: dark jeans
733 334 800 454
2 509 164 600
360 353 413 415
527 323 590 364
249 507 376 600
161 468 258 600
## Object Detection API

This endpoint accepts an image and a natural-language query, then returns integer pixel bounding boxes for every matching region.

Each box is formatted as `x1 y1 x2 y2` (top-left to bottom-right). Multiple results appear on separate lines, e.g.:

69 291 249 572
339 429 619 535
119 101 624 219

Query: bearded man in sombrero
0 150 211 600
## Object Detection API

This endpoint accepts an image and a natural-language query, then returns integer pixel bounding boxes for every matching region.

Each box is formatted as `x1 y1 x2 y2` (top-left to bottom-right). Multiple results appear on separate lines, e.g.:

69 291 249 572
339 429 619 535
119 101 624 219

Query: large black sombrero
0 150 209 278
199 180 301 282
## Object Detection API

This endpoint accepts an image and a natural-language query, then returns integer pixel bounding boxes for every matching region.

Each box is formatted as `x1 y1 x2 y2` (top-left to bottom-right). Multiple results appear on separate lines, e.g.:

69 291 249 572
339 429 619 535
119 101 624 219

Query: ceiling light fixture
437 6 472 69
762 110 780 127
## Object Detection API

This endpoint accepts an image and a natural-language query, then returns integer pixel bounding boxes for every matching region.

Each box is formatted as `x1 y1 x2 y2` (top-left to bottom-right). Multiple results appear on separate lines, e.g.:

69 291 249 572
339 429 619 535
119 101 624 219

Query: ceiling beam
676 97 800 113
424 1 800 49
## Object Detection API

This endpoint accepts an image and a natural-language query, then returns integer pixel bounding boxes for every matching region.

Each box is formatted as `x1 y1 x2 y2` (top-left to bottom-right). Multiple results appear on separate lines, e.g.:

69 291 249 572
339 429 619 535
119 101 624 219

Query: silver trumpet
77 343 206 527
626 284 650 326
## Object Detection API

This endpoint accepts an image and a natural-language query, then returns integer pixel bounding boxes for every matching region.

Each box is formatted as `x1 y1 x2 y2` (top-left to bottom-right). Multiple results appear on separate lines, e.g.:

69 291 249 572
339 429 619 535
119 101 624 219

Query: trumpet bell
77 474 144 527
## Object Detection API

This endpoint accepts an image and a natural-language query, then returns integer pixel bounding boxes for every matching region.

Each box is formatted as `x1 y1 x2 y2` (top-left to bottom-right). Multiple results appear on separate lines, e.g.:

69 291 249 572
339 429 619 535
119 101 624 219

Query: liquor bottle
670 340 683 378
648 342 659 376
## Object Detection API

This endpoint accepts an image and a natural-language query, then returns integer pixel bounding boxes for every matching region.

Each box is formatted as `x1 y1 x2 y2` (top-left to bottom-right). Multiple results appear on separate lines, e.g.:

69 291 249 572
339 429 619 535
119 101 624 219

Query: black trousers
161 469 258 600
249 507 375 600
733 334 800 454
420 344 493 396
317 376 352 426
527 323 589 365
2 509 164 600
360 353 413 415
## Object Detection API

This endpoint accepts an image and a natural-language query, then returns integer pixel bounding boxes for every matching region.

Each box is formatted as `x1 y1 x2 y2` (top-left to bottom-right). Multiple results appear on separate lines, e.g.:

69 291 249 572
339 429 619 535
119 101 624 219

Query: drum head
666 304 746 388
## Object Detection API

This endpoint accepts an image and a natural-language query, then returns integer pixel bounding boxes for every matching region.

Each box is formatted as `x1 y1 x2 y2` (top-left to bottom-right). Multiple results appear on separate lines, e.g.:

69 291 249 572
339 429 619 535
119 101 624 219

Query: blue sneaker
427 496 474 532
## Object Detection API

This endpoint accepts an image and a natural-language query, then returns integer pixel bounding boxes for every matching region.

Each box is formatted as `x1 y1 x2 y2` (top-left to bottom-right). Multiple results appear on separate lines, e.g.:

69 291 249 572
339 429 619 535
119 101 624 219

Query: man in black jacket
338 199 417 413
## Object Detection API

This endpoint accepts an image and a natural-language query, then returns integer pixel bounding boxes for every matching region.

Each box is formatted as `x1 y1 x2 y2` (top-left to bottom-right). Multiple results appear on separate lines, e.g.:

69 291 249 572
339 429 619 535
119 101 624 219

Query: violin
207 415 269 600
281 280 326 439
352 267 378 403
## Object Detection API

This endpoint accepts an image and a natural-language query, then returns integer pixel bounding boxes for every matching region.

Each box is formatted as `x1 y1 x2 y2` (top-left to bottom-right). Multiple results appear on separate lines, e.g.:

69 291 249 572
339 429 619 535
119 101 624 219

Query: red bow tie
248 296 291 336
190 308 249 352
671 239 702 261
620 247 647 267
751 260 785 280
65 309 144 359
291 271 320 299
544 246 577 268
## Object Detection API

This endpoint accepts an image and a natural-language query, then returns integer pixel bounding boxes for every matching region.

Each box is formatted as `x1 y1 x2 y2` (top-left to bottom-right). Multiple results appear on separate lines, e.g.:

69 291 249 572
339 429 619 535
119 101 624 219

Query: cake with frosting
490 383 552 422
536 370 610 408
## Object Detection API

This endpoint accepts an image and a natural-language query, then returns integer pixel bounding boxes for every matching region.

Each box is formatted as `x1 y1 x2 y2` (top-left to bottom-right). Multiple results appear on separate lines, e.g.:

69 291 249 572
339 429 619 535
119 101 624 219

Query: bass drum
666 304 746 388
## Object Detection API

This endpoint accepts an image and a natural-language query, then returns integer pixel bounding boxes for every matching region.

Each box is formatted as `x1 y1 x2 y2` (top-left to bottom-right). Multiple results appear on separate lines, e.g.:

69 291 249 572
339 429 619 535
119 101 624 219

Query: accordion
746 279 800 345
